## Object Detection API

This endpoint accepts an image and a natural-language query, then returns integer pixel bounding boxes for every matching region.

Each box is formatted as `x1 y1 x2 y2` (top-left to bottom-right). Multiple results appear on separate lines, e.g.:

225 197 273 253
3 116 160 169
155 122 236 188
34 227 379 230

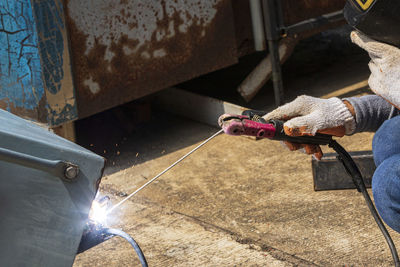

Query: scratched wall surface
31 0 77 126
64 0 238 119
0 0 46 121
32 0 65 95
0 0 78 126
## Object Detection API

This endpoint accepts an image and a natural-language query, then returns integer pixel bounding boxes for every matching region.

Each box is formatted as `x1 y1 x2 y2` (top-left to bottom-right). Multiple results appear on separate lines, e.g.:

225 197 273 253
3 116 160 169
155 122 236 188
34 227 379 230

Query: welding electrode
108 129 224 214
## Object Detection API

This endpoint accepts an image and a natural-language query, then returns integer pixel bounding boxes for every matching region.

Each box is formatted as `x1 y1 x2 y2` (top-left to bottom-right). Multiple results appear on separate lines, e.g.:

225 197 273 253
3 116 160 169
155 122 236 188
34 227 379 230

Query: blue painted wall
32 0 78 126
0 0 45 112
32 0 64 95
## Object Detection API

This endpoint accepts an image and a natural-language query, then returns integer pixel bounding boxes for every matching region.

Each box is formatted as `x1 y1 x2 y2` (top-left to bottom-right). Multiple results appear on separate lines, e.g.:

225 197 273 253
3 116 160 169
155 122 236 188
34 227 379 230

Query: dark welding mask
344 0 400 47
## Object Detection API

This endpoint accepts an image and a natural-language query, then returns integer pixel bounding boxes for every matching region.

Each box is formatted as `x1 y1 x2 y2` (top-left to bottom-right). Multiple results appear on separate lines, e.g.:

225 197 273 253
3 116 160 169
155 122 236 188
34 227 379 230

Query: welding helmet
344 0 400 47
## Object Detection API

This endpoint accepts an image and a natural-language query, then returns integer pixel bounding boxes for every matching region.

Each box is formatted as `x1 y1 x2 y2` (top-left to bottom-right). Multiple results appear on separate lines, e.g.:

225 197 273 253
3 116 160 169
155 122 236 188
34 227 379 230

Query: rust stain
63 0 237 118
231 0 254 57
0 96 48 122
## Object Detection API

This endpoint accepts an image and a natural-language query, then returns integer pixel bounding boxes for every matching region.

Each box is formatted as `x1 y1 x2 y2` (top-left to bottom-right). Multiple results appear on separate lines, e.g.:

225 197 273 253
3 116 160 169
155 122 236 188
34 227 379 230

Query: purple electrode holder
219 114 276 139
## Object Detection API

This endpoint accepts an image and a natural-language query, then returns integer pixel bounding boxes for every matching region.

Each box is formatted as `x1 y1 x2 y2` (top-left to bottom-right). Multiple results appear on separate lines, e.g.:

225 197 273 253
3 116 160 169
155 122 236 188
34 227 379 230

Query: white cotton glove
262 95 356 160
351 31 400 108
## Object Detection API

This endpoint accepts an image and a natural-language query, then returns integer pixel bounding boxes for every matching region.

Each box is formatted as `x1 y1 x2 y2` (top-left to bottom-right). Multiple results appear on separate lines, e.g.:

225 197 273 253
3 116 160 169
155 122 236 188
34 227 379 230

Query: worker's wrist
342 99 357 135
342 100 356 119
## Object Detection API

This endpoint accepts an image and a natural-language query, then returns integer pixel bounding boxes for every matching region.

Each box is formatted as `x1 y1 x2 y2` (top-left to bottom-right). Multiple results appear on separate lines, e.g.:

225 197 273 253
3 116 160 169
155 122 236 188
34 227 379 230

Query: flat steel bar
0 147 67 178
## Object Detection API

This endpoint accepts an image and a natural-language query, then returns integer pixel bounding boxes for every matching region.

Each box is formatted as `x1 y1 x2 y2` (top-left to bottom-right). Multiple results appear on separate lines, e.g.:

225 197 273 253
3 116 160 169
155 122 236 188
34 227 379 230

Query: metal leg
268 39 284 106
263 0 284 106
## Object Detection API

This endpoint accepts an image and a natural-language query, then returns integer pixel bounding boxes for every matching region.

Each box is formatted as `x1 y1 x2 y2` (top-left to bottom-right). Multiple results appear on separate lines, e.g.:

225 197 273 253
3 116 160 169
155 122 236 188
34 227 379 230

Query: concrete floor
74 27 400 266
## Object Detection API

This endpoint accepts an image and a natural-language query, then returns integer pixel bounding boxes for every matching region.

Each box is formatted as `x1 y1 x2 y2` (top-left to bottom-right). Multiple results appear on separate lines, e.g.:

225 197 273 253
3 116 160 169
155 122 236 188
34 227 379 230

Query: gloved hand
263 95 356 160
351 31 400 108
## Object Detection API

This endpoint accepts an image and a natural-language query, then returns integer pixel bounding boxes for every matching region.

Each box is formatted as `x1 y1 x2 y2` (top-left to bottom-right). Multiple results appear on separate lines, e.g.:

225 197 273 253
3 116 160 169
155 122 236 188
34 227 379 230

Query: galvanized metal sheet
64 0 238 118
0 109 105 266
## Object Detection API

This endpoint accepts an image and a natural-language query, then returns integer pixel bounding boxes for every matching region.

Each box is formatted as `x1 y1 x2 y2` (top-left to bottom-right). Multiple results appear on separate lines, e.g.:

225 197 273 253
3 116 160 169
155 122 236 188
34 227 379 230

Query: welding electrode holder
241 110 332 145
268 120 332 145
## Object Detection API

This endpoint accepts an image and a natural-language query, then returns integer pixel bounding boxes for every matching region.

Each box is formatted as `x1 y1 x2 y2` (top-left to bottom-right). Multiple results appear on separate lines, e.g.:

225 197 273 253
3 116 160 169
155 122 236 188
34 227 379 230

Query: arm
344 95 400 133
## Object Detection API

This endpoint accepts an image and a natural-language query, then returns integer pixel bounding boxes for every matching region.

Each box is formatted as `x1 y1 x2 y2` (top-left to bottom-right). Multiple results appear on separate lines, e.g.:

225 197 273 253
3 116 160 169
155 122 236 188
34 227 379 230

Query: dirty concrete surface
74 27 400 266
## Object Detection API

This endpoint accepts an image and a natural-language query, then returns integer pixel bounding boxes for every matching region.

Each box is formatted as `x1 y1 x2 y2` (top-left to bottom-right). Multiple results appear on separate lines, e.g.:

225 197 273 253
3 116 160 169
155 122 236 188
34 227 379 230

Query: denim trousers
372 115 400 233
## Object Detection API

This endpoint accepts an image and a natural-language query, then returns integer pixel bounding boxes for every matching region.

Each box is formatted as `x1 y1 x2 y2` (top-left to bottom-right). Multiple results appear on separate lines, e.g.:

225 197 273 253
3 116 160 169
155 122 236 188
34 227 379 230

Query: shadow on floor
76 108 218 176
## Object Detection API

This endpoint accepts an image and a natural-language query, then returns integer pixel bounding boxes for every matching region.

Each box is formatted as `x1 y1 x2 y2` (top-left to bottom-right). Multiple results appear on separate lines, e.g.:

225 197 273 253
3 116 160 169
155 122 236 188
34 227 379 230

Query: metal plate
312 151 375 191
0 109 104 266
63 0 238 118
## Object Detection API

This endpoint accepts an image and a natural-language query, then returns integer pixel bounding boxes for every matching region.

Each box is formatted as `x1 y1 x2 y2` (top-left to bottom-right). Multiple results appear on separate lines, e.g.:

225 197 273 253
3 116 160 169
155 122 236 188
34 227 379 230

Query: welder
263 0 400 233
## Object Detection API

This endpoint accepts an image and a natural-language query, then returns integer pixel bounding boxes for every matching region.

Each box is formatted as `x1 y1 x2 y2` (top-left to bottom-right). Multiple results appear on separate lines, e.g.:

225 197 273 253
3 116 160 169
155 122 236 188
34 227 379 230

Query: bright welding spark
89 195 110 225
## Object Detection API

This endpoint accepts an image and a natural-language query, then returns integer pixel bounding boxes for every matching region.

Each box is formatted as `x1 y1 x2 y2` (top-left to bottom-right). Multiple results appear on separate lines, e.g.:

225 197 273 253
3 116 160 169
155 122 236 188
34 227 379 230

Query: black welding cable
329 140 400 267
104 228 148 267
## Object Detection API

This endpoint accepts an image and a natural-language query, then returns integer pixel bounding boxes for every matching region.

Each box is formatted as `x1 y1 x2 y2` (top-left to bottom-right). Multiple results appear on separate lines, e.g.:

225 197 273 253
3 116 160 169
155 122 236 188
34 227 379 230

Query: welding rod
107 129 223 214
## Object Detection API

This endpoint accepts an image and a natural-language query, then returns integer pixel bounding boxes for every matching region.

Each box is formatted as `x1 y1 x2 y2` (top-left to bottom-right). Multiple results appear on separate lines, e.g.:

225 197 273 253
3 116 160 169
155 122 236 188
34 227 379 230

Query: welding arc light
89 196 110 225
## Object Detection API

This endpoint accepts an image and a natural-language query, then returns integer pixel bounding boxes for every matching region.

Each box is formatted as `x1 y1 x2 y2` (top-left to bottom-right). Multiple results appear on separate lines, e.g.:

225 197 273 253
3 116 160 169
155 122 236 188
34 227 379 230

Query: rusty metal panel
64 0 238 119
231 1 254 57
282 0 346 26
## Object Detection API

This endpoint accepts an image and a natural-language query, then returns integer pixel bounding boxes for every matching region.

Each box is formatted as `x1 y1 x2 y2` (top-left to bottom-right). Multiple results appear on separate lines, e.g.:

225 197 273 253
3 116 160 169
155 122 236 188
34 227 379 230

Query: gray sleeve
343 95 400 133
